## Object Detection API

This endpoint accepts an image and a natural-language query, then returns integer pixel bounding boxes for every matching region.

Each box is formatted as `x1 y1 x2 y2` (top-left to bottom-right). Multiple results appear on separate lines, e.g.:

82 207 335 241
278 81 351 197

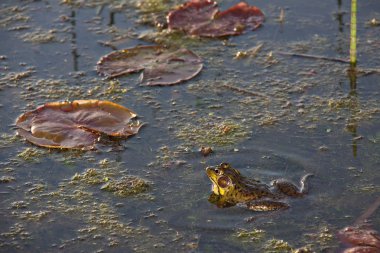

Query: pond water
1 0 380 252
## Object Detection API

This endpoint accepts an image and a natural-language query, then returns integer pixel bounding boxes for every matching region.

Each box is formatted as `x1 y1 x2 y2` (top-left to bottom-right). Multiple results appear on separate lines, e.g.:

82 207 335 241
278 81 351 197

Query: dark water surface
1 0 380 252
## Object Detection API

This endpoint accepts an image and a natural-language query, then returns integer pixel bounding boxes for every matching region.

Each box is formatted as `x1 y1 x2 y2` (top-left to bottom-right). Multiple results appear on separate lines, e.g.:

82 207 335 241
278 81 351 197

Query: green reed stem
350 0 357 67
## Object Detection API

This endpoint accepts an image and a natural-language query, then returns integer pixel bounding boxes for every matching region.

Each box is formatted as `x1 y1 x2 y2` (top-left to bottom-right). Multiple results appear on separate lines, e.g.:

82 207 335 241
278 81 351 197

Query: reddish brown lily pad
97 45 203 86
167 0 264 37
338 226 380 249
16 100 142 149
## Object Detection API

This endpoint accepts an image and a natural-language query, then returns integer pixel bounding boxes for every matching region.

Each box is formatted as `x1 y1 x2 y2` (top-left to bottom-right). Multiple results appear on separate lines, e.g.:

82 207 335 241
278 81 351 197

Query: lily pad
167 0 264 37
338 226 380 249
16 100 142 149
97 45 203 86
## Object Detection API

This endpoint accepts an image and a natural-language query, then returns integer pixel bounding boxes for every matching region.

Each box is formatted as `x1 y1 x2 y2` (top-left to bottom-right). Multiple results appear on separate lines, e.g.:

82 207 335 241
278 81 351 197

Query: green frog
206 163 313 211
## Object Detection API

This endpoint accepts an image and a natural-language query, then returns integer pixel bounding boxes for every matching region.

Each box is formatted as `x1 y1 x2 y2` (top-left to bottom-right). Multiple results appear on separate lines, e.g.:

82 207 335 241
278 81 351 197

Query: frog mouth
206 167 222 195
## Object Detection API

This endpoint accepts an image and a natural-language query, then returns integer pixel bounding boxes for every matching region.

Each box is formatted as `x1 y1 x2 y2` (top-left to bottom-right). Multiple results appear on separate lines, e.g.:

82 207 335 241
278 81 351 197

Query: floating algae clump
70 165 150 197
264 239 292 252
135 0 168 13
235 228 266 242
71 168 110 185
175 116 250 147
101 176 150 197
20 28 58 43
0 176 15 183
17 147 46 162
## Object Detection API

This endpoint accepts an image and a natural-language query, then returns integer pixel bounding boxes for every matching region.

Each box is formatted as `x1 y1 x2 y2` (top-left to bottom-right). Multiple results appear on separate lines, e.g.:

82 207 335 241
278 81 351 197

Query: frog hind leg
246 200 289 211
271 174 314 197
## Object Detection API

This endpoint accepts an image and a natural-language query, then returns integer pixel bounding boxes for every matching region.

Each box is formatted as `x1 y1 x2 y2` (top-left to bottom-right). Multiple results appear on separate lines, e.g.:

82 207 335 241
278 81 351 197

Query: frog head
206 163 241 196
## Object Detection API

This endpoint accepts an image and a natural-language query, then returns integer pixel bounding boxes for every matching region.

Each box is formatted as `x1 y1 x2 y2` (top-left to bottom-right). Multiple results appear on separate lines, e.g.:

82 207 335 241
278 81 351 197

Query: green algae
27 183 46 194
71 168 110 185
0 6 29 28
0 133 19 148
0 175 15 183
300 225 335 252
11 159 158 250
70 166 150 197
229 219 336 252
41 186 142 248
14 160 186 252
52 150 90 167
135 0 169 13
102 79 129 95
0 223 31 249
0 70 33 84
147 145 189 170
235 228 266 242
17 147 46 163
61 0 126 8
87 79 130 100
314 226 334 246
1 0 380 252
350 184 380 193
328 97 359 110
263 239 293 253
10 201 28 209
17 210 50 221
19 77 130 105
232 229 298 253
292 246 314 253
20 78 83 101
20 28 59 44
175 116 251 148
100 176 150 197
139 29 206 47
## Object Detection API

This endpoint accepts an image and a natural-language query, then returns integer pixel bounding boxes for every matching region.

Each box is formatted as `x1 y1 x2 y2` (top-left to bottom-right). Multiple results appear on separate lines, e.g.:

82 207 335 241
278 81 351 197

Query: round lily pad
97 45 203 86
16 100 142 149
167 0 265 37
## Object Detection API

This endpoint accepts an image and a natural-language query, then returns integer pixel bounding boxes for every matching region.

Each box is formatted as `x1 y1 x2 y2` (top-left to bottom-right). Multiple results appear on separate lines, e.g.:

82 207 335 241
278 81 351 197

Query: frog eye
217 176 231 188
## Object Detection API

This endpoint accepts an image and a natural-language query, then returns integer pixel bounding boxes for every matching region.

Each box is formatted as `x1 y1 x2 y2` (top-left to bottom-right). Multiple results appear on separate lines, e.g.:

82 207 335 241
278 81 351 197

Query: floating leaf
167 0 264 37
16 100 142 149
338 226 380 249
97 45 203 86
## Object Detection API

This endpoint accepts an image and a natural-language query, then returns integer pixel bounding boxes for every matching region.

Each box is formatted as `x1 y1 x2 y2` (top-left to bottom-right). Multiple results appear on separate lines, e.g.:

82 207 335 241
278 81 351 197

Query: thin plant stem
350 0 357 68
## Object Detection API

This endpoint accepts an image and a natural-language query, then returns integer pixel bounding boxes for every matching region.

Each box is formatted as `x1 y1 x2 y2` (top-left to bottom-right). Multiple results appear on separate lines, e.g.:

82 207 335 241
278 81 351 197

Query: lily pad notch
16 100 143 150
97 45 203 86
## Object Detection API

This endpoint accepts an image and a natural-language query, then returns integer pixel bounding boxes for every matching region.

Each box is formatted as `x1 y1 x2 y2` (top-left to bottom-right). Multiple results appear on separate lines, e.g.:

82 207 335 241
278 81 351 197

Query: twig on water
276 51 350 63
